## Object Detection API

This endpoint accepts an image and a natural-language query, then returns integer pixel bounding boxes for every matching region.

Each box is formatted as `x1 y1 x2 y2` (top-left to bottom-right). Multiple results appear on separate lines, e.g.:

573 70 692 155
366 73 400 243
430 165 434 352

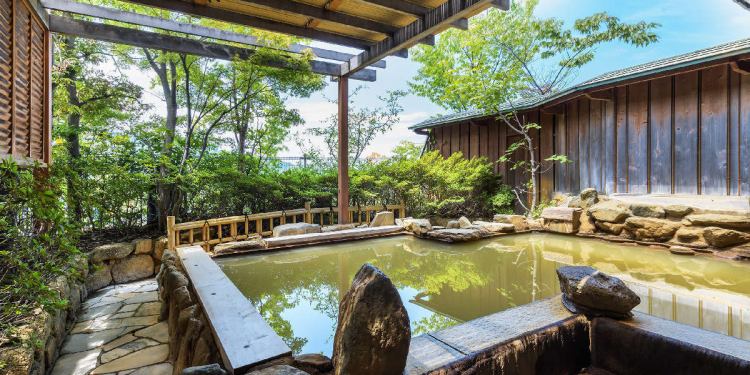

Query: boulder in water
333 264 410 375
424 228 489 242
369 211 395 227
557 266 640 319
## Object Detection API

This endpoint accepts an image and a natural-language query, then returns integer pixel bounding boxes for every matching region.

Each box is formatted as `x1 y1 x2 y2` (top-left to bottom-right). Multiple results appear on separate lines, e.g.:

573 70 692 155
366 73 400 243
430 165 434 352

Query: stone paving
50 279 173 375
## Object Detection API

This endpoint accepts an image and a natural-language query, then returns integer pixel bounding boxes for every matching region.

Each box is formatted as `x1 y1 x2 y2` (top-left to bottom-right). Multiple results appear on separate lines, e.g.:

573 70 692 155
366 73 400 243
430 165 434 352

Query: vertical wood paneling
729 71 741 195
29 19 44 161
438 127 450 157
469 121 479 158
567 101 580 193
554 113 568 193
479 122 488 159
674 71 699 194
460 122 469 158
649 77 673 193
589 100 603 192
579 99 591 189
604 99 616 194
488 121 498 171
450 123 459 154
540 112 554 199
628 82 649 193
616 87 629 192
427 63 750 197
700 65 728 195
497 119 507 177
741 73 750 194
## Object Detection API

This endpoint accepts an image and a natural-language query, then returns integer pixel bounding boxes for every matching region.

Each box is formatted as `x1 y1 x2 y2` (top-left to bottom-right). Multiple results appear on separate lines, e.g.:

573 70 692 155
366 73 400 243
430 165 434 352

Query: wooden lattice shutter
0 0 50 165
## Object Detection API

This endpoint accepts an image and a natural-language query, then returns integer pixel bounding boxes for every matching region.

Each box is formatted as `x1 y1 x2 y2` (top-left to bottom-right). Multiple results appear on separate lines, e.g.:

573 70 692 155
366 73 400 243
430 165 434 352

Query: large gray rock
272 223 321 237
556 266 640 319
589 201 631 223
684 214 750 230
294 353 333 374
473 221 515 233
664 205 693 218
111 255 154 284
333 264 410 375
674 226 707 245
247 365 308 375
213 237 266 255
369 211 395 227
624 217 681 242
132 238 154 255
493 214 529 231
703 227 750 248
181 364 227 375
400 218 432 235
579 188 599 209
424 228 488 243
89 243 134 263
446 220 460 229
322 224 356 232
457 216 473 229
629 204 666 219
85 264 112 292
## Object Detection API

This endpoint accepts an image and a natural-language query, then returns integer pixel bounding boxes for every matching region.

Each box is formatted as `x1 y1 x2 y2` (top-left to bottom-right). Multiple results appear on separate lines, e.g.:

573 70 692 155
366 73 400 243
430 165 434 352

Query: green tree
304 87 406 165
411 1 659 213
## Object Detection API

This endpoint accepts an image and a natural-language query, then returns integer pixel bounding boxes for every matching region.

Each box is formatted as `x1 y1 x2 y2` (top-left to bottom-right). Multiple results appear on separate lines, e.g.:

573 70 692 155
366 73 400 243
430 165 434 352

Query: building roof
411 37 750 133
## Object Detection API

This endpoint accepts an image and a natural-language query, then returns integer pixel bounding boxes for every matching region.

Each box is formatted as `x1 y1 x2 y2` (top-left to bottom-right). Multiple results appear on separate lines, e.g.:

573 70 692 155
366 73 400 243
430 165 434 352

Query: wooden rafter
730 59 750 74
48 15 377 81
41 0 387 68
236 0 398 34
366 0 431 16
119 0 375 49
342 0 508 76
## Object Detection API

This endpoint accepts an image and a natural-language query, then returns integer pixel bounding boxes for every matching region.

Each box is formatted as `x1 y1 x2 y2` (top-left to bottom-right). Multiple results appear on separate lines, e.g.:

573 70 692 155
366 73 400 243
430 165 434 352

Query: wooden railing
167 202 406 251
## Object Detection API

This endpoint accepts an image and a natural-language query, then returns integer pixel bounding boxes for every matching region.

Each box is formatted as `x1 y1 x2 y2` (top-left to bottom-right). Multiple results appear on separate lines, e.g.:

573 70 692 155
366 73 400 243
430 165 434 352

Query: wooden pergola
3 0 508 222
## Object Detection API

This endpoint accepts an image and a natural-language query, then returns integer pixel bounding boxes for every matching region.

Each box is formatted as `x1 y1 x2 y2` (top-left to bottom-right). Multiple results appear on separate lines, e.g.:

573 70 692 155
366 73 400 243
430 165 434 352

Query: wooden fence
167 202 406 251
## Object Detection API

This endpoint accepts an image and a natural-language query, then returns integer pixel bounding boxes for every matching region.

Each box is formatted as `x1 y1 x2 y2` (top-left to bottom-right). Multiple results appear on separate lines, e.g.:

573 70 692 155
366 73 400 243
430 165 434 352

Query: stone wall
542 190 750 259
0 257 88 375
156 250 222 375
85 237 167 293
0 236 168 375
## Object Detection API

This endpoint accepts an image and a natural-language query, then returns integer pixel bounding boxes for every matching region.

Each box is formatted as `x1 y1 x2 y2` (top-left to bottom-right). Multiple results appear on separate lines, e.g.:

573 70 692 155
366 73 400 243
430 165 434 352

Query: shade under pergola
41 0 509 223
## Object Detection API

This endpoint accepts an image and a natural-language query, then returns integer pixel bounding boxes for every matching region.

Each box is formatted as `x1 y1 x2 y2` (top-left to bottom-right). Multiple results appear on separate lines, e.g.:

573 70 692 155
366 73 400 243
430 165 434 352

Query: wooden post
167 216 176 251
337 76 350 224
304 202 311 223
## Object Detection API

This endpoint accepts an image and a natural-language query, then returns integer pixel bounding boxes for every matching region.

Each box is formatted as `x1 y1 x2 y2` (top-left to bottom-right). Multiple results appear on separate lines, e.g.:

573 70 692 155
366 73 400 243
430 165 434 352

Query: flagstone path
50 279 173 375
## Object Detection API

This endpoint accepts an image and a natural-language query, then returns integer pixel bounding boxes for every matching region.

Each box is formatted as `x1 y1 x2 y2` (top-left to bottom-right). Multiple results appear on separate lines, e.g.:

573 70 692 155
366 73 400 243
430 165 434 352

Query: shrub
0 160 81 345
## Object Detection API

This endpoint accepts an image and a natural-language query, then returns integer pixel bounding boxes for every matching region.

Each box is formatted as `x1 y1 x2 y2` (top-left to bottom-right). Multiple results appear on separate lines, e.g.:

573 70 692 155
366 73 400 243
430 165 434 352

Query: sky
129 0 750 158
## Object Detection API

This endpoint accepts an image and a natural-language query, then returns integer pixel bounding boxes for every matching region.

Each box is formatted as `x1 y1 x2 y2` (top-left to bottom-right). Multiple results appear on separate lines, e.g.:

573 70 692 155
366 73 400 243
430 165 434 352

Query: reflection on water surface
216 233 750 355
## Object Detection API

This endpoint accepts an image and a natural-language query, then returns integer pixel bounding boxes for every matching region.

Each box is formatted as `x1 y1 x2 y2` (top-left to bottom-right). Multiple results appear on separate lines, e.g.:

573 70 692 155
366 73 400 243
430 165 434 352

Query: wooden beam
120 0 374 49
365 0 430 16
337 76 350 224
452 18 469 30
541 103 565 115
237 0 398 34
584 89 614 102
41 0 386 68
730 59 750 75
342 0 504 75
49 15 377 81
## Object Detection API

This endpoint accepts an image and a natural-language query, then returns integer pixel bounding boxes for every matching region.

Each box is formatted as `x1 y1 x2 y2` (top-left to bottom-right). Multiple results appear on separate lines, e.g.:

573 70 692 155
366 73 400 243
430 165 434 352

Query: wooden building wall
430 63 750 197
0 0 50 165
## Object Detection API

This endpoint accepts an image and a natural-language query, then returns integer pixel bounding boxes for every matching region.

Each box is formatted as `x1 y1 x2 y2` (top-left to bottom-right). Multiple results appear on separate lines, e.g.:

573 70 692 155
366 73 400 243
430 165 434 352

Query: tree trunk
63 36 83 221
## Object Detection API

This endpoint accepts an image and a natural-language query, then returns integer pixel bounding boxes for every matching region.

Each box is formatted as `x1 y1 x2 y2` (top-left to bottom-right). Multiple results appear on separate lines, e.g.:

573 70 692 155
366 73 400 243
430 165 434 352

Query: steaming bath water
216 233 750 355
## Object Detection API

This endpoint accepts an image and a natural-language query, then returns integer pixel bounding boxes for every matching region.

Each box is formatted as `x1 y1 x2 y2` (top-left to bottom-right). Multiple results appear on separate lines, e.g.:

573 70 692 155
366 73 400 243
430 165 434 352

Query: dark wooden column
337 76 350 224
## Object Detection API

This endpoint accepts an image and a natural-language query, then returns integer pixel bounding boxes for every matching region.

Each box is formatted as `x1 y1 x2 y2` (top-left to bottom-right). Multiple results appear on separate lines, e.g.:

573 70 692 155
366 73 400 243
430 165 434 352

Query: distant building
411 38 750 198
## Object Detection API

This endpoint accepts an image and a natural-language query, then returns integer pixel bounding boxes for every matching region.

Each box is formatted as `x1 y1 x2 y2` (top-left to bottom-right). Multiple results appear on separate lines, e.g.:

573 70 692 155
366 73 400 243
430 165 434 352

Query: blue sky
283 0 750 157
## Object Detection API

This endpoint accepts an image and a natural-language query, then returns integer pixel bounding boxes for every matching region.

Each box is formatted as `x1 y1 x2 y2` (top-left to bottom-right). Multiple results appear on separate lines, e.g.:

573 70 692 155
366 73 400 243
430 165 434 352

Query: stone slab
405 334 464 374
90 343 168 374
541 207 582 222
50 348 101 375
428 296 576 355
263 226 404 249
178 246 291 373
